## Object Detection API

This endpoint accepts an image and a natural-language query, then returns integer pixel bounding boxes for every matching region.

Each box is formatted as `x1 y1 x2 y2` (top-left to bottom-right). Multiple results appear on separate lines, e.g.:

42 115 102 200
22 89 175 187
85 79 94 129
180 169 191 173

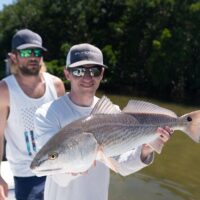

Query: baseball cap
12 29 47 51
66 43 107 68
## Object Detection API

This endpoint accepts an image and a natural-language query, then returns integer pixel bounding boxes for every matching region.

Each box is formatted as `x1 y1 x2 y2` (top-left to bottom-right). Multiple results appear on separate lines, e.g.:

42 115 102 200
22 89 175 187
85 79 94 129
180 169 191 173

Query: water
110 173 194 200
109 133 200 200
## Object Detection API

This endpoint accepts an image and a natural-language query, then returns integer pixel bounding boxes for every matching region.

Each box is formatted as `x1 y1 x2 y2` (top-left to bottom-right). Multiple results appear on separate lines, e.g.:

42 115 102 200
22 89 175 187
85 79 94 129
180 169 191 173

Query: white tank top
3 72 58 177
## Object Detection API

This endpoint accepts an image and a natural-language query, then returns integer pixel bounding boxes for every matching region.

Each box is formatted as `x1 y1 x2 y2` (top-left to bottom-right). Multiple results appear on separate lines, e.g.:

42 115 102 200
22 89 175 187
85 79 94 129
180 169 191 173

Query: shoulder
36 95 66 117
44 72 65 97
0 80 8 91
35 96 67 129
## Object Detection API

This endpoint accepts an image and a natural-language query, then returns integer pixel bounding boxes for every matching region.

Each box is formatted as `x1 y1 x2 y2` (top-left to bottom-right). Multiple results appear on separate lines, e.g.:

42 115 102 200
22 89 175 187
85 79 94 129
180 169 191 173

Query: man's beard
19 62 41 76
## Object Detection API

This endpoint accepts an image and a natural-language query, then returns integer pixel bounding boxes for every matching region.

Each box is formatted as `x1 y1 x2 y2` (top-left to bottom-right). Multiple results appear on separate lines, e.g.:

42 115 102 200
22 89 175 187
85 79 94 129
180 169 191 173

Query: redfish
30 96 200 176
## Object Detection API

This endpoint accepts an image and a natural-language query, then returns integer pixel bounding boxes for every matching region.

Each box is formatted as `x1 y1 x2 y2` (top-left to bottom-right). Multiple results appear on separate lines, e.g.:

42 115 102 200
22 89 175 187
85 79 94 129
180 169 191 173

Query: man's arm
0 81 9 199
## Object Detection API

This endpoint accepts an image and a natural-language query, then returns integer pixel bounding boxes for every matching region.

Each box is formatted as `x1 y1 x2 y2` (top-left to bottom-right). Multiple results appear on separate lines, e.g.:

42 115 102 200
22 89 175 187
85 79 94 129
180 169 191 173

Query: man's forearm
0 136 4 175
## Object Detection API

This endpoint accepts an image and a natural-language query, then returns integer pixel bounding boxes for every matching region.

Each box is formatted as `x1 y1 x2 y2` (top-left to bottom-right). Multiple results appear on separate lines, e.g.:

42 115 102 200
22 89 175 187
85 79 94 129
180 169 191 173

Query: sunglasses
69 66 103 77
18 49 43 58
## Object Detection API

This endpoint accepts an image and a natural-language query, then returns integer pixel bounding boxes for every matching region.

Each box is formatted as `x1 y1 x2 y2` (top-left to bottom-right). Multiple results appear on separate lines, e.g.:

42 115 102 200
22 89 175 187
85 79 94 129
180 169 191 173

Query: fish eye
187 116 192 122
48 152 58 160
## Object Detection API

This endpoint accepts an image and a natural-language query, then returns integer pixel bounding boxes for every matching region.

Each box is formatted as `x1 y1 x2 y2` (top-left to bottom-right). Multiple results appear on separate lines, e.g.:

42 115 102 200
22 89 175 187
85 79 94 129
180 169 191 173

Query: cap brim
16 44 47 51
67 60 108 68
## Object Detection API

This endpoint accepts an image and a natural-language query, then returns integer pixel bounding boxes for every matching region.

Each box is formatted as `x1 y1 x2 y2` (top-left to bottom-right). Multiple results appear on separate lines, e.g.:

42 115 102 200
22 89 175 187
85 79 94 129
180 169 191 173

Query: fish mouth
36 168 62 172
32 168 64 176
30 158 47 169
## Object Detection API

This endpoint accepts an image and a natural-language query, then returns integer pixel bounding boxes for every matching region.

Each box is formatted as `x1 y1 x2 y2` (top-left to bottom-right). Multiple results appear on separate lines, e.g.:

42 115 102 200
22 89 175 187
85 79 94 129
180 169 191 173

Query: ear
99 67 105 80
101 68 105 76
8 52 17 64
64 68 71 81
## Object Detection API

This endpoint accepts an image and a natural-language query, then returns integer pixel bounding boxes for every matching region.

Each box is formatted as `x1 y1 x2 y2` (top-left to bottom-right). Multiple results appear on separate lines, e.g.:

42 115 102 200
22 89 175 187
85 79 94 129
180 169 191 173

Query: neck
15 72 44 86
14 72 46 98
68 91 94 107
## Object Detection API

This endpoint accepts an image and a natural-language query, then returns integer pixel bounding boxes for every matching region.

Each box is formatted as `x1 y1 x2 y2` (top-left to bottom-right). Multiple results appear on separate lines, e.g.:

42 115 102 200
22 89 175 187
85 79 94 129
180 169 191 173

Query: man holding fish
33 43 173 200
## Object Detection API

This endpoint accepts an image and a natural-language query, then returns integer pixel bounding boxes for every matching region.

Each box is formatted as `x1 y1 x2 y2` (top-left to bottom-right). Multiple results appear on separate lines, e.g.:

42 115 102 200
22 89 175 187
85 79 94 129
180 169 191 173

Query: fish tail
180 110 200 143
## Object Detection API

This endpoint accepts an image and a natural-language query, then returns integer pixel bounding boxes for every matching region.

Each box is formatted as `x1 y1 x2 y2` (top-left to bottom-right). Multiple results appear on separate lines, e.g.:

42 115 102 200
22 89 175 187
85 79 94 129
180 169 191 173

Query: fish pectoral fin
97 149 119 173
69 132 98 173
147 138 164 154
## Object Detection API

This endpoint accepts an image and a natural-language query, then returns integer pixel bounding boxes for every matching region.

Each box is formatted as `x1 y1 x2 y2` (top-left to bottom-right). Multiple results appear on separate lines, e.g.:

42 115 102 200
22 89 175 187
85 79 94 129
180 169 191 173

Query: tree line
0 0 200 104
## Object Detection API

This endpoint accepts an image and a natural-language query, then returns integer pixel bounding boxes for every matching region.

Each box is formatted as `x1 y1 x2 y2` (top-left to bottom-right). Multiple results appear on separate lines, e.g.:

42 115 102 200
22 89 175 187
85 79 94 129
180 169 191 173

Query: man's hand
141 126 173 162
0 176 8 200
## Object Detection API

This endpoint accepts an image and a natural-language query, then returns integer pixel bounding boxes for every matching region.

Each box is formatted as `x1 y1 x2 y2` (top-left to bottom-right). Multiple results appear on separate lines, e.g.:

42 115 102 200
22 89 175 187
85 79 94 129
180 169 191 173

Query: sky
0 0 14 11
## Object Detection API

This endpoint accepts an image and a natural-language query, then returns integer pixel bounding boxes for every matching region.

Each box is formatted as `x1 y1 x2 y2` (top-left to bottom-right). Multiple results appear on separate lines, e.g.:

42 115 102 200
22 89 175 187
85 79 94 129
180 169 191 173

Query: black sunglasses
69 66 103 77
18 49 43 58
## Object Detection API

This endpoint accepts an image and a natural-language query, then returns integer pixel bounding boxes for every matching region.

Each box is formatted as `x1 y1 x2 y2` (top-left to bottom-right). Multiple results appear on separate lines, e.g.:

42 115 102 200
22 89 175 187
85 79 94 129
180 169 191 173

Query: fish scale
83 113 171 156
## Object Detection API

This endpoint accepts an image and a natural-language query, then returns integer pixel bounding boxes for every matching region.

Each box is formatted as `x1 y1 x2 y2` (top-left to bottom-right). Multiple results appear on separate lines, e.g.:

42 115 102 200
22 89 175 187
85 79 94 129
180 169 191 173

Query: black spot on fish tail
187 116 192 122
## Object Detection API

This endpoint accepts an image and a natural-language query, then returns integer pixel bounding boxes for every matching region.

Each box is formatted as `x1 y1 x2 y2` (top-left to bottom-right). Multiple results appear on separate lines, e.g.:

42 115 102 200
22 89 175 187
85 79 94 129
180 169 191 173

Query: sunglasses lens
34 49 43 57
19 49 43 58
89 67 102 77
19 49 32 58
70 66 102 77
71 68 85 77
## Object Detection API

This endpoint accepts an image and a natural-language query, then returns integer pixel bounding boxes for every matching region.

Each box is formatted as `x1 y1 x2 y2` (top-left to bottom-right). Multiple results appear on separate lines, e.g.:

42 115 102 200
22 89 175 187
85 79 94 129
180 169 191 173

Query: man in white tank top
34 43 173 200
0 29 65 200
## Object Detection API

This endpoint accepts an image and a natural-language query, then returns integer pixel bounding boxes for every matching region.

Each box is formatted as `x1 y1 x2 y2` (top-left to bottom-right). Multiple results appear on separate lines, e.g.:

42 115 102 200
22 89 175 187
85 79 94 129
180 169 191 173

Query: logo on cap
66 43 107 68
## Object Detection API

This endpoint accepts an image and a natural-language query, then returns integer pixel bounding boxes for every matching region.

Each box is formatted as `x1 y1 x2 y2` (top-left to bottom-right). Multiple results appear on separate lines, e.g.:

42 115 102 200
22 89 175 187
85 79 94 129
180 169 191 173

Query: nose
83 71 93 79
30 52 37 59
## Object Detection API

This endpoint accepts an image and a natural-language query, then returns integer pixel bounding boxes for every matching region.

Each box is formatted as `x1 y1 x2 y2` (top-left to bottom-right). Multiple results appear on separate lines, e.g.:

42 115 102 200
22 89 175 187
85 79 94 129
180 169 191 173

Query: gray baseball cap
12 29 47 51
66 43 107 68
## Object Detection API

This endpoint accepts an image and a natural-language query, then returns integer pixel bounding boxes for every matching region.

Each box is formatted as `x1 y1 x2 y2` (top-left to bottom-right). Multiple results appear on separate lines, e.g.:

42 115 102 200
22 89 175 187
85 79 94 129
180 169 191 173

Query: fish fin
97 149 119 173
91 96 121 115
148 138 164 154
68 132 98 173
122 100 177 118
